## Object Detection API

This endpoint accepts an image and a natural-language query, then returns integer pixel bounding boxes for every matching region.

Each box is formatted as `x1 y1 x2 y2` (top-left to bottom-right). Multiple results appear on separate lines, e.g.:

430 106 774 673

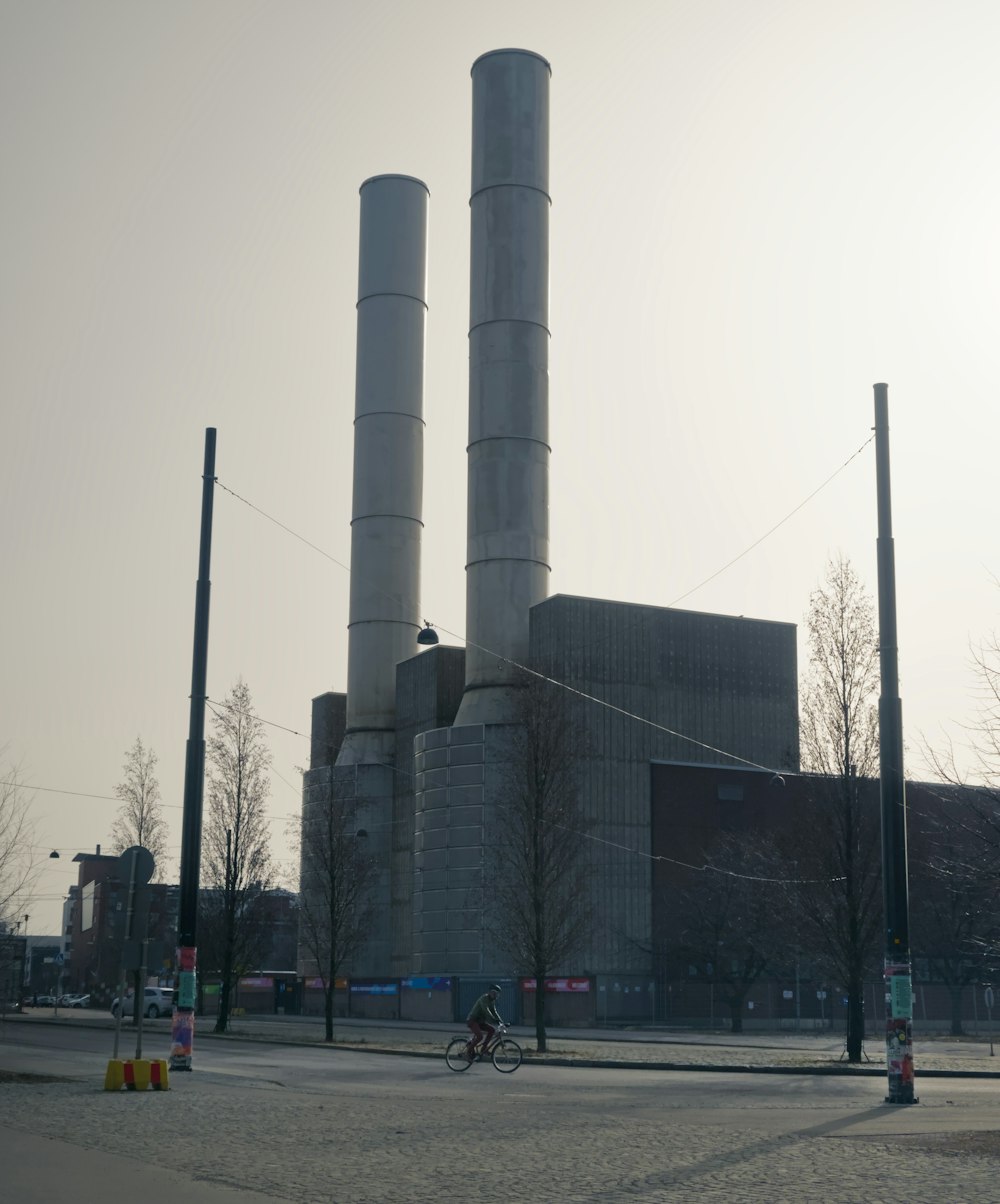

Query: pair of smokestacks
338 48 550 765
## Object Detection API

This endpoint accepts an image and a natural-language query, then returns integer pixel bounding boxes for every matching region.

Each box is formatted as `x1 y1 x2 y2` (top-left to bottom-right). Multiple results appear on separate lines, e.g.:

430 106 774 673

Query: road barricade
104 1058 170 1091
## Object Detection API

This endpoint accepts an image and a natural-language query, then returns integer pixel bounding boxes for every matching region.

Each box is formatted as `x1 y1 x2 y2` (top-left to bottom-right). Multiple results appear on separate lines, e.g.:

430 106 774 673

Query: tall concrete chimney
338 174 429 765
454 49 551 726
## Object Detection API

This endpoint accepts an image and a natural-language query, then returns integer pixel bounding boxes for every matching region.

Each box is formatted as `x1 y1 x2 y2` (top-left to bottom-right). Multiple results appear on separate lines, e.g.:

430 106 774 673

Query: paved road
11 1006 1000 1071
3 1020 1000 1201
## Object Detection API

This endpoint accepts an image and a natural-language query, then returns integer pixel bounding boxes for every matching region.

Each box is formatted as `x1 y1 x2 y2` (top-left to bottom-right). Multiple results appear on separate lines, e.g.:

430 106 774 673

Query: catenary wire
19 434 872 899
214 430 873 780
666 432 875 607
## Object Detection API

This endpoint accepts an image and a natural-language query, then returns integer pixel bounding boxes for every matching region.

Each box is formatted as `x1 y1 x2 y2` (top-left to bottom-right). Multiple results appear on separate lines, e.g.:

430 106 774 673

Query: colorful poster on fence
403 976 452 991
520 977 591 993
350 981 399 995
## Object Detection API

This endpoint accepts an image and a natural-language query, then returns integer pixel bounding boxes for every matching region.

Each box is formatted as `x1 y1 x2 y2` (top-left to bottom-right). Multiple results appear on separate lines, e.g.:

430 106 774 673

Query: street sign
985 987 995 1010
117 846 154 886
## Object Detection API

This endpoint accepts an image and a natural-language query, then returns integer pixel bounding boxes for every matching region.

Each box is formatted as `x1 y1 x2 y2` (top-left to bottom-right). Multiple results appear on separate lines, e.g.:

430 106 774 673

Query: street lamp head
49 850 60 858
416 622 439 646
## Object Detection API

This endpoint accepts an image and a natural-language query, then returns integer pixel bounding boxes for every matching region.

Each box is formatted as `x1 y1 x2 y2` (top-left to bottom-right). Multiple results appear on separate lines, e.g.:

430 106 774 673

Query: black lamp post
873 383 916 1105
170 427 216 1071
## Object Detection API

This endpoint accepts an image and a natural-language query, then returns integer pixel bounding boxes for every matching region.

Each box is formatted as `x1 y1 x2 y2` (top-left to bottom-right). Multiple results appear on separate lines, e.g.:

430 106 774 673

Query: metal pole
795 953 800 1030
135 934 148 1061
873 384 916 1104
113 853 139 1061
169 428 216 1071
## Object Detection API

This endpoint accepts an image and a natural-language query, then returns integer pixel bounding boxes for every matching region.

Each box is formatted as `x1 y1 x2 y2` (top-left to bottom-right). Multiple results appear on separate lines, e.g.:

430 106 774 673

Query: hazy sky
4 0 998 936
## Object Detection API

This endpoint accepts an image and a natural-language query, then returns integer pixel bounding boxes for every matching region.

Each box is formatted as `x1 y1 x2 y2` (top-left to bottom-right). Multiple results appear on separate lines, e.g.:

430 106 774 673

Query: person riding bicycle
466 984 503 1060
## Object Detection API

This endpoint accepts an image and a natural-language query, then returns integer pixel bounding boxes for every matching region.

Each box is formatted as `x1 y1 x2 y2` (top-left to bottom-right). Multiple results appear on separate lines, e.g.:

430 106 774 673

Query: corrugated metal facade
526 595 799 973
309 594 799 979
391 647 465 974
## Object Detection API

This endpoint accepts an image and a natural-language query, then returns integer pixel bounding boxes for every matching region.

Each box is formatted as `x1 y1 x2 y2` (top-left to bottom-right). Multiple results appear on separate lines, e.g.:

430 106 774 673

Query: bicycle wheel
446 1036 474 1071
492 1038 522 1073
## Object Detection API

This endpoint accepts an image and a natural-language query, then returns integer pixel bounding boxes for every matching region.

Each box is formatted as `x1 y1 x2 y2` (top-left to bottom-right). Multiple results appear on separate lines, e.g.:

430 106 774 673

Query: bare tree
0 757 37 931
110 737 168 875
931 613 1000 795
295 771 377 1040
908 788 1000 1034
922 612 1000 847
790 554 883 1062
202 680 274 1033
800 555 880 781
666 834 782 1033
488 677 592 1052
109 737 168 1024
910 591 1000 1032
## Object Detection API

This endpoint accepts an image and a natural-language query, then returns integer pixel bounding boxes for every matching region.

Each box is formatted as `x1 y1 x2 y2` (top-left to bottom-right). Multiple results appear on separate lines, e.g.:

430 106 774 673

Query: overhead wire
666 432 875 607
544 822 844 885
210 437 877 884
11 438 871 907
214 429 873 781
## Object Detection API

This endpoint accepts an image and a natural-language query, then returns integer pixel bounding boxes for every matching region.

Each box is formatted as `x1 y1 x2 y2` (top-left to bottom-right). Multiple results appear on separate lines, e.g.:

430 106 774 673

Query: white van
110 986 174 1018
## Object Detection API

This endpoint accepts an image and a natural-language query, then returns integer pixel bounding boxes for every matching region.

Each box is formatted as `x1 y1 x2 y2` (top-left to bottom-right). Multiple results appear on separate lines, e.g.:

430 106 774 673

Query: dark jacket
467 992 501 1024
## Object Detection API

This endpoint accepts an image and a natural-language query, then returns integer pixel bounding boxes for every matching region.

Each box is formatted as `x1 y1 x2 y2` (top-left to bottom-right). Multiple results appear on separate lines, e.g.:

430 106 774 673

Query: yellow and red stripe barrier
104 1058 170 1091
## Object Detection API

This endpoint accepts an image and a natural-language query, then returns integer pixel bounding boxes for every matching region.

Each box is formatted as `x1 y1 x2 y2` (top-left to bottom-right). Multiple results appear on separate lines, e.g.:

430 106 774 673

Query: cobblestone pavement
2 1055 1000 1202
4 1016 1000 1201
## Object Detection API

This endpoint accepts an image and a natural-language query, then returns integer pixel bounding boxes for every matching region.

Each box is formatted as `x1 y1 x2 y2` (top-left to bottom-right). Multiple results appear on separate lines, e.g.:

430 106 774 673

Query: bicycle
445 1023 522 1073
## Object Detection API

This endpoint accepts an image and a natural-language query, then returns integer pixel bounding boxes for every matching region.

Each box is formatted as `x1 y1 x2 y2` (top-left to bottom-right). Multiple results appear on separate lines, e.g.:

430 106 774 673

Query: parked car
70 994 91 1008
31 995 56 1007
110 987 174 1019
58 993 85 1007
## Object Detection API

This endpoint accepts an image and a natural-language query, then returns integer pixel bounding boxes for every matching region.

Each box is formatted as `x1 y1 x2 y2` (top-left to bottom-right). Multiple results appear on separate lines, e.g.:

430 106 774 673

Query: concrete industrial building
299 49 801 983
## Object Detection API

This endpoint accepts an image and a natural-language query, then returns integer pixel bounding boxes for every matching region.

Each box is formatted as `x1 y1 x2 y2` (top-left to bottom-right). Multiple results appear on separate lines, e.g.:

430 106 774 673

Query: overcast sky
4 0 998 936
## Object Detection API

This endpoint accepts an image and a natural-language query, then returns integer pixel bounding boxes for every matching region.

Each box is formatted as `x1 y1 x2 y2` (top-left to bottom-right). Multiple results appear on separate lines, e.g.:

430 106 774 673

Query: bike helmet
488 983 502 993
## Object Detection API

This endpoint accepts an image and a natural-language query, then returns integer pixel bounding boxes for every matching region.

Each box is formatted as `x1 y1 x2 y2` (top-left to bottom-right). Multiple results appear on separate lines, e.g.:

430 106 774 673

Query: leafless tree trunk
0 757 37 933
665 834 781 1033
488 677 592 1053
295 771 377 1041
111 736 168 1022
202 680 274 1033
791 554 882 1063
914 595 1000 1031
110 736 167 875
909 787 1000 1034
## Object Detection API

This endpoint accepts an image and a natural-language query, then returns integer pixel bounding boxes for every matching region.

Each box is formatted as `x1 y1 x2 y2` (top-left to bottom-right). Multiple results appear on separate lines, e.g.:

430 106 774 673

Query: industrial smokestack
338 174 429 765
454 49 551 727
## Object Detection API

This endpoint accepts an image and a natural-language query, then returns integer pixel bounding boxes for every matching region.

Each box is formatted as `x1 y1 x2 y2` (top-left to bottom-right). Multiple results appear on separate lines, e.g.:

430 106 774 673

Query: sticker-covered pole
170 427 216 1071
873 385 916 1104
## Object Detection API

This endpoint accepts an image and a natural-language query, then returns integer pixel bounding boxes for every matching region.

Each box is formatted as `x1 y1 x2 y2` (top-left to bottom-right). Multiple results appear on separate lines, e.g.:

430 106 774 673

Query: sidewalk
10 1008 1000 1077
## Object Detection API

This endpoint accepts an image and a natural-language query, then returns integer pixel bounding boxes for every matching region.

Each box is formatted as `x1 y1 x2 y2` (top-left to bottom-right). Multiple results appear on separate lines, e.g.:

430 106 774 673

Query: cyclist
466 983 503 1061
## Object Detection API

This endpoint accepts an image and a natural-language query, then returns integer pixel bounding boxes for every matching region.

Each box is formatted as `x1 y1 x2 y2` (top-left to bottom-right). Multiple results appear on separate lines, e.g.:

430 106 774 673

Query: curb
184 1032 1000 1079
291 1044 1000 1079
